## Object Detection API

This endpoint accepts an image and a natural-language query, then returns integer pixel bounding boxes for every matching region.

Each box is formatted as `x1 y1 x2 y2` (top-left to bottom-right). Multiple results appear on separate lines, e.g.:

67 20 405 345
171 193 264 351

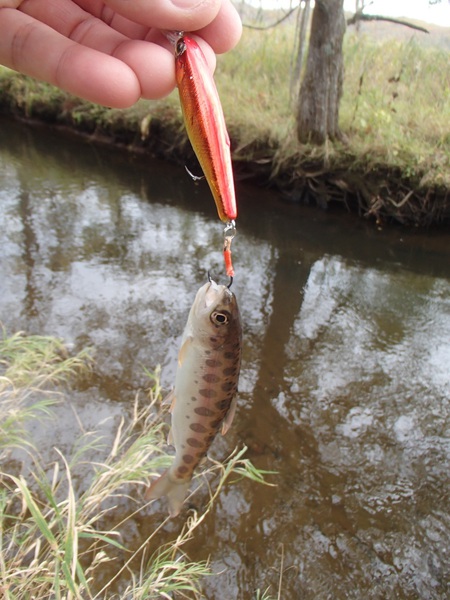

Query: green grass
215 26 450 187
0 330 273 599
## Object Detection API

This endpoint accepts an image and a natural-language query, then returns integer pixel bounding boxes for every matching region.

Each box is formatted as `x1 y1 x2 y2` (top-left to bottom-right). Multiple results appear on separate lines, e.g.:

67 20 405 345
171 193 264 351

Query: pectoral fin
221 395 237 435
178 336 193 366
162 390 176 409
167 427 174 445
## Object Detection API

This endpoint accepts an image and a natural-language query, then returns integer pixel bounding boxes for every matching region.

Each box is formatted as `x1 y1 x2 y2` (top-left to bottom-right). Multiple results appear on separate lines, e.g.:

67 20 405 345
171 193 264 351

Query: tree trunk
296 0 346 145
290 0 311 102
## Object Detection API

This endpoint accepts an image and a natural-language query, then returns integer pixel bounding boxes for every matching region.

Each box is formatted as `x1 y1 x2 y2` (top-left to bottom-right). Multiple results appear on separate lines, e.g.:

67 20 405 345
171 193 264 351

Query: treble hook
207 271 233 289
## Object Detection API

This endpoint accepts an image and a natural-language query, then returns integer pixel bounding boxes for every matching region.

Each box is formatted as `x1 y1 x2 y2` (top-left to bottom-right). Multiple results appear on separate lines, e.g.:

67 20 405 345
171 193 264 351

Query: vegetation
0 330 272 599
0 22 449 224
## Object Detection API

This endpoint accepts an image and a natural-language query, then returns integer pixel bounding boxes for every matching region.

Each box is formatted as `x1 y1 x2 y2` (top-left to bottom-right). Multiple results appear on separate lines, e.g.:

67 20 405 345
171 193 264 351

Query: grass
340 34 450 185
215 25 450 187
0 330 273 599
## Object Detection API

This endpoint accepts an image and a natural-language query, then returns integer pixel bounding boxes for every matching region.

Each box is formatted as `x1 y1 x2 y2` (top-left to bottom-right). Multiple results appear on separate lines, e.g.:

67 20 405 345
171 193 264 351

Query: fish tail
145 469 191 518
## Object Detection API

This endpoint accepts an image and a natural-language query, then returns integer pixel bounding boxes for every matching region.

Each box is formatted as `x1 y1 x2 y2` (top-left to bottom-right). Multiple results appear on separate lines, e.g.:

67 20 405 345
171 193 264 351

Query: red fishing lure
174 35 237 224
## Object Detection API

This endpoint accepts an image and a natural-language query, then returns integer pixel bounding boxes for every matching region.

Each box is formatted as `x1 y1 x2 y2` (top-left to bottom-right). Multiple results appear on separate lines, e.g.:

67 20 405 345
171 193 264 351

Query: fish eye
211 311 230 326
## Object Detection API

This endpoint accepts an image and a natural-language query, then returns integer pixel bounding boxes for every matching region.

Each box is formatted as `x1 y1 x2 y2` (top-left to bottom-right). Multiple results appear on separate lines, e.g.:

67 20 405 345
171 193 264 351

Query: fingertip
196 0 242 53
56 46 142 108
114 40 177 100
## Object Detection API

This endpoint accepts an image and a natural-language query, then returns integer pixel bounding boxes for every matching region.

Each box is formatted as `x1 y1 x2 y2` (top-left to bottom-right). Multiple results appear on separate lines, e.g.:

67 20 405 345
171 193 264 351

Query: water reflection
1 118 450 598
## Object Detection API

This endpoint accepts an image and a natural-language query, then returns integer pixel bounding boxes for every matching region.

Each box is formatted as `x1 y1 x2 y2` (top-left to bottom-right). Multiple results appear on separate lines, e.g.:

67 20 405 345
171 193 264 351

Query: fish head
189 279 241 346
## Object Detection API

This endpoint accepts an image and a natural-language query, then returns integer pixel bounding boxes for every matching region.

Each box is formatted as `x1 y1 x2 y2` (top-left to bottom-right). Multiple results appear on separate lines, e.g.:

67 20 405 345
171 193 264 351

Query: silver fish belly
145 279 242 517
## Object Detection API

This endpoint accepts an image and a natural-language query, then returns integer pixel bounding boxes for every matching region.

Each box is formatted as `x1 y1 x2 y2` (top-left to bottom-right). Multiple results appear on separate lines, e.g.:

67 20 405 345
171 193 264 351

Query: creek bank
1 73 448 228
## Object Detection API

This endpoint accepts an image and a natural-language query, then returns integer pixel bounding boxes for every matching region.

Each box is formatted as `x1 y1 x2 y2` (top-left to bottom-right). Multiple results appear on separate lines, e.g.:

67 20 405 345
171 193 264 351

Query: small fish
174 34 237 224
146 278 242 517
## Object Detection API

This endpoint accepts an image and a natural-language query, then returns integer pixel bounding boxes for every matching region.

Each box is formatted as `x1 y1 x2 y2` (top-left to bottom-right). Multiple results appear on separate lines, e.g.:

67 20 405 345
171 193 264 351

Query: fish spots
187 437 203 448
206 358 222 368
183 454 195 464
194 406 215 417
203 373 220 384
199 388 217 399
190 422 208 433
177 465 189 475
224 351 235 360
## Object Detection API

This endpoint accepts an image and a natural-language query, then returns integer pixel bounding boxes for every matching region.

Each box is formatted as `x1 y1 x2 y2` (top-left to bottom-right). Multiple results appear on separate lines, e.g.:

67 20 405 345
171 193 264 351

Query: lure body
175 35 237 223
146 279 242 517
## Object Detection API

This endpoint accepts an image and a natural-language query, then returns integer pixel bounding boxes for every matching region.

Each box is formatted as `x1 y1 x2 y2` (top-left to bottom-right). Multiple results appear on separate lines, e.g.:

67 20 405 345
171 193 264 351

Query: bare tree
296 0 346 145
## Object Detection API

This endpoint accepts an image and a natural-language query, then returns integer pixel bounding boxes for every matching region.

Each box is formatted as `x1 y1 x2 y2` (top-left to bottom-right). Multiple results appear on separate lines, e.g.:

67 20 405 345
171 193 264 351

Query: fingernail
170 0 204 7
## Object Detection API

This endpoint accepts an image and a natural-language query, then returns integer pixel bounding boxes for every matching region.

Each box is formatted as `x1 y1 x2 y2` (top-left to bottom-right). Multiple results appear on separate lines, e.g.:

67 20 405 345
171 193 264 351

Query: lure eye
211 311 230 326
176 38 186 57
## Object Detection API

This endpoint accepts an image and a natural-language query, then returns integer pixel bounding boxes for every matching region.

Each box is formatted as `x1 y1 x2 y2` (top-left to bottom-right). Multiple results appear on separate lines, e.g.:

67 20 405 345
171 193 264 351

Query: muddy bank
1 73 448 228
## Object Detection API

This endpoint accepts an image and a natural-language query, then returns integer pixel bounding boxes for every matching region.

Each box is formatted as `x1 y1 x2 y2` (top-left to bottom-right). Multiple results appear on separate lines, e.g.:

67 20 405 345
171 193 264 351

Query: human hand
0 0 242 107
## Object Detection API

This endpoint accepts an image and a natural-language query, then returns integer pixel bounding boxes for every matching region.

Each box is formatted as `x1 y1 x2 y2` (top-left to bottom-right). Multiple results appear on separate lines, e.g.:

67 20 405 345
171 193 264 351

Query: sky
247 1 450 27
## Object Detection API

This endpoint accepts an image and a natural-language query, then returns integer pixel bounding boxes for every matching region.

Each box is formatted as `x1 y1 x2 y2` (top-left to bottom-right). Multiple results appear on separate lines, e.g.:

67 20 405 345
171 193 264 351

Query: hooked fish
174 34 237 224
146 278 242 517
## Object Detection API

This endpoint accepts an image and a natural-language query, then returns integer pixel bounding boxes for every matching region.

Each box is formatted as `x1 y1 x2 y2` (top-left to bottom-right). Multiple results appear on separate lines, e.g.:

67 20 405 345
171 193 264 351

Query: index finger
0 9 142 107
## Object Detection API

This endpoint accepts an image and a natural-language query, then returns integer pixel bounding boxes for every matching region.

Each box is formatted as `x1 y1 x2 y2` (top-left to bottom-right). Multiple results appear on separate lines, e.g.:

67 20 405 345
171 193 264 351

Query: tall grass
340 34 450 183
216 25 450 185
0 330 272 599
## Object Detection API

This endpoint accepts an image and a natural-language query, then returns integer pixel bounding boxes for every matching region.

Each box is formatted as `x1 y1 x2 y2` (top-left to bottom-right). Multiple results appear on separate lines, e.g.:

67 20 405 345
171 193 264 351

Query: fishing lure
164 32 237 278
174 34 237 225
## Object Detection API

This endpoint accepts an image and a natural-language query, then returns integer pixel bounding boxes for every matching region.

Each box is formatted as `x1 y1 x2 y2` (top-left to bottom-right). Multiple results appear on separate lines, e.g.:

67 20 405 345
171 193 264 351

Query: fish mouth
202 278 234 311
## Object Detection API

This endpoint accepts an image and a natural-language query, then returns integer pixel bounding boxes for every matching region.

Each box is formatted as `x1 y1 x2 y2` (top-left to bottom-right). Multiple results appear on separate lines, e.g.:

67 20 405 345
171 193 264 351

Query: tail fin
145 469 191 518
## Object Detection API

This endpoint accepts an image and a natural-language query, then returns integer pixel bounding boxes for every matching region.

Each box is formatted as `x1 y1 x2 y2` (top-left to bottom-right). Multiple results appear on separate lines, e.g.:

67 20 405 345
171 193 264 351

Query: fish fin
221 395 238 436
167 427 174 446
162 389 175 409
178 336 193 366
145 469 191 518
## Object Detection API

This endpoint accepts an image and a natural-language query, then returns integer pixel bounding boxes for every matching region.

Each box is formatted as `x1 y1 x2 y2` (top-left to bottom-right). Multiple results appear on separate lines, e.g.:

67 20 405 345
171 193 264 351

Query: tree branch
347 13 430 34
243 6 298 31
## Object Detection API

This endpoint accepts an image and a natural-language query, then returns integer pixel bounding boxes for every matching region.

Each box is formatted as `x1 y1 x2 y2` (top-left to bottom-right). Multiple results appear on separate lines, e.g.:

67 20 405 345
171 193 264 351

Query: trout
174 34 237 224
146 279 242 517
